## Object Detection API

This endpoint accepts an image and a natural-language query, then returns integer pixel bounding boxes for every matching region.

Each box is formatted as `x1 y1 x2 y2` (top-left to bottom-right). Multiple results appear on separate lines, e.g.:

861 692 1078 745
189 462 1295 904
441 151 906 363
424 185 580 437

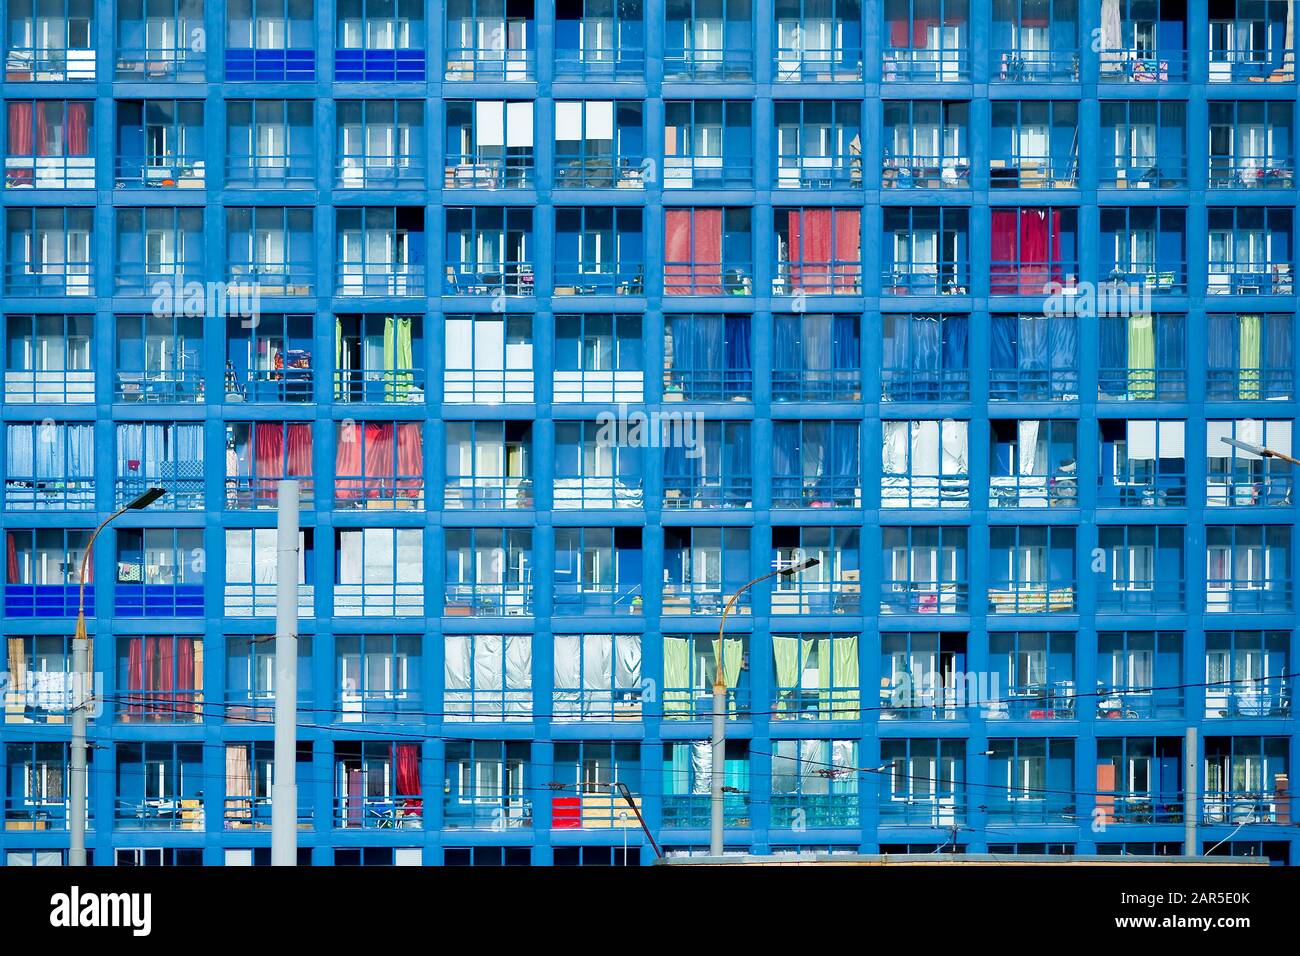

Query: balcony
3 367 93 404
774 46 863 82
1208 263 1294 296
989 475 1079 509
990 155 1078 189
334 796 424 830
663 475 752 509
4 478 94 511
986 797 1075 825
114 798 204 831
4 797 89 832
334 368 426 404
339 157 426 190
116 45 204 81
5 155 94 190
445 476 531 510
1203 792 1292 824
992 50 1079 82
442 797 532 829
114 583 203 617
553 262 644 296
228 154 315 189
1097 688 1185 720
883 154 970 189
224 583 314 618
225 477 315 510
1210 160 1295 190
1099 49 1188 82
879 797 965 826
1207 475 1294 508
1206 687 1291 719
444 262 534 296
663 49 753 81
987 585 1076 614
553 476 644 509
772 476 861 509
224 48 314 82
664 262 753 296
985 685 1078 720
661 793 750 827
336 263 426 297
881 48 968 82
4 263 93 297
4 584 86 618
223 797 313 830
554 583 643 615
334 583 423 617
769 794 860 827
444 155 531 190
1098 794 1186 824
4 47 96 82
116 474 203 512
880 583 966 615
114 155 205 190
443 584 533 617
334 48 426 82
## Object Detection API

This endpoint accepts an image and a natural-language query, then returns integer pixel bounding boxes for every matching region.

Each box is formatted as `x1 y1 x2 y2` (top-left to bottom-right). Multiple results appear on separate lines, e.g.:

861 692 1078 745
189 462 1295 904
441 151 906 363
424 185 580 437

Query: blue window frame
773 419 861 508
1207 419 1294 507
335 314 424 404
987 738 1075 824
4 0 95 81
3 420 94 510
773 313 861 402
1206 630 1291 718
115 313 203 403
990 313 1079 402
115 206 204 293
1206 524 1292 612
775 101 860 189
1098 313 1186 401
115 421 204 509
881 525 966 614
662 526 751 614
988 525 1076 614
114 99 203 189
989 206 1079 294
555 100 645 189
773 208 862 294
335 419 425 506
882 313 969 402
225 0 315 82
1100 100 1187 188
665 100 751 189
882 207 969 295
445 100 532 189
334 741 424 829
880 738 965 824
661 740 750 825
443 527 532 616
225 313 313 403
445 420 529 509
1096 737 1185 823
773 525 862 613
4 99 95 189
337 633 422 720
224 421 313 509
881 418 970 508
5 743 88 832
225 206 315 294
116 0 204 80
770 739 859 827
1203 736 1290 825
555 0 646 78
224 527 314 617
336 207 425 296
445 313 533 404
4 206 93 296
554 527 643 614
882 0 969 81
554 207 644 295
337 100 424 190
444 0 535 81
551 741 643 828
663 207 753 296
880 631 967 719
3 529 90 618
114 527 204 617
222 741 314 829
1207 206 1294 295
987 630 1074 719
553 314 644 403
663 313 751 400
1099 207 1187 294
991 0 1079 81
772 631 861 720
1098 0 1188 81
882 100 969 189
663 420 752 509
116 634 203 723
224 633 312 719
774 0 863 80
1098 419 1187 506
442 740 530 828
665 0 754 79
335 0 426 81
444 207 534 296
662 633 750 717
554 420 643 509
1206 312 1293 401
1210 101 1295 188
989 419 1079 508
990 101 1078 188
2 635 75 724
335 527 423 616
552 633 644 720
1098 630 1184 719
1209 0 1296 83
226 100 315 189
3 313 93 404
1098 524 1186 612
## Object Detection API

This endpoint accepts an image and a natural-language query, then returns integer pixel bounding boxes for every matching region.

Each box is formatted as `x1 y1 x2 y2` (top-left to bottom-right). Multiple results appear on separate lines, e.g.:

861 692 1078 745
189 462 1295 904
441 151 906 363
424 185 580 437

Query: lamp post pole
69 487 166 866
710 557 820 857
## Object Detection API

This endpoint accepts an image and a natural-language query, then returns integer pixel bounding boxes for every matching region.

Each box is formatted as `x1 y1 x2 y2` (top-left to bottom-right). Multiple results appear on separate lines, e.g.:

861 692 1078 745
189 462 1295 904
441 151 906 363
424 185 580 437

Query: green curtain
831 635 860 720
713 636 744 713
1239 313 1261 400
663 636 691 718
383 316 416 401
1127 313 1156 399
665 743 691 797
333 316 343 400
772 636 802 714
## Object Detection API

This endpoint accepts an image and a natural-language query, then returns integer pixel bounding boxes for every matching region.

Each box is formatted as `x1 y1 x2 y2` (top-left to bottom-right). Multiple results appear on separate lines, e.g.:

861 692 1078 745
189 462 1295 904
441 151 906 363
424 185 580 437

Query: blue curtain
1049 317 1077 372
773 422 799 478
667 316 694 373
724 423 750 480
6 425 34 476
990 315 1018 369
831 422 859 479
724 315 750 372
913 316 941 372
1155 314 1183 373
664 440 694 480
940 315 967 371
1099 316 1127 369
832 315 859 370
697 317 724 371
1020 317 1047 370
774 315 800 371
1265 314 1291 374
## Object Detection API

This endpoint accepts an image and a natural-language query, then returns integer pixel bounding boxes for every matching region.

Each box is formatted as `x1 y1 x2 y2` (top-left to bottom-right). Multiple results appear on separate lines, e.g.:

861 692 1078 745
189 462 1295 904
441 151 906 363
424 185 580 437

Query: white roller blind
1206 421 1233 459
474 318 504 370
585 101 614 140
555 102 583 141
446 319 472 369
1158 421 1185 459
475 101 504 147
1267 421 1292 457
506 102 533 147
1127 420 1157 461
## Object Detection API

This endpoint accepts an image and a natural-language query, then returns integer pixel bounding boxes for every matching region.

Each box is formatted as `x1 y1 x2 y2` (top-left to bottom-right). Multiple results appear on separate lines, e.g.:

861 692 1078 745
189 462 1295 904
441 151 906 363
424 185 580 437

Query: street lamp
1219 435 1300 465
709 556 820 857
69 487 166 866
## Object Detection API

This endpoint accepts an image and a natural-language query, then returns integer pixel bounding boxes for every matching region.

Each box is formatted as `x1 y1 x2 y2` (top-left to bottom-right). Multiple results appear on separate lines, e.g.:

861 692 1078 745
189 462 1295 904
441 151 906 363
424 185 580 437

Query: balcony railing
116 474 204 511
664 262 753 296
444 262 535 296
776 155 862 189
554 583 642 615
772 581 862 614
663 477 753 509
4 264 93 296
1207 476 1294 508
553 476 643 509
772 262 862 295
226 263 314 296
223 796 313 830
333 796 424 830
880 583 967 614
223 583 314 617
225 477 314 510
773 48 863 82
1101 158 1187 189
444 477 531 510
661 793 750 827
115 369 204 403
986 796 1075 824
4 797 90 831
115 797 204 830
443 692 531 722
554 157 646 189
4 47 96 81
554 47 646 79
1206 367 1293 401
443 797 532 829
334 48 426 82
443 583 532 617
443 155 531 190
1097 367 1186 402
1096 687 1184 719
1205 581 1293 613
878 796 965 825
989 262 1079 295
662 368 752 401
336 264 426 296
225 155 315 189
987 584 1076 614
663 156 750 189
990 155 1078 188
1097 478 1187 508
334 477 425 508
337 691 424 721
879 691 968 720
1097 793 1185 824
4 583 86 618
882 266 970 296
333 583 424 616
882 370 970 403
115 154 205 189
553 263 645 296
1209 50 1296 84
771 476 861 508
336 158 426 189
118 690 204 723
552 688 645 721
226 368 313 403
881 48 969 82
1099 49 1187 82
4 478 95 511
989 475 1079 509
1100 267 1186 295
1207 263 1294 295
224 47 314 82
992 49 1080 82
551 790 644 828
881 475 971 509
882 155 970 189
773 687 861 720
773 369 862 402
4 156 95 189
333 368 425 404
1202 792 1291 824
1205 687 1291 718
1098 582 1186 613
3 369 94 403
1210 160 1295 189
116 46 205 81
114 263 203 295
663 50 753 81
114 583 204 617
661 583 749 615
443 46 535 81
985 684 1078 720
770 793 860 827
989 368 1079 402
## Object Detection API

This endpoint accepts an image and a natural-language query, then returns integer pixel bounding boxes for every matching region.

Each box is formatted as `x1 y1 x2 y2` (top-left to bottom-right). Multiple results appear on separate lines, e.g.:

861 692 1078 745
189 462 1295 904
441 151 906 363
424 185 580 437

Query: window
1206 631 1290 718
224 421 313 509
663 526 751 614
336 207 425 296
774 0 863 80
225 313 314 403
334 528 423 616
556 101 645 188
442 740 530 828
882 0 969 80
4 421 93 510
662 633 750 717
226 0 316 81
115 313 202 402
662 420 751 509
882 313 969 402
881 419 970 508
1206 525 1292 611
990 313 1078 401
986 631 1074 718
1098 630 1184 718
553 634 643 720
225 207 314 294
445 314 533 403
338 634 421 720
3 528 91 617
1098 419 1187 506
1100 100 1187 187
3 314 92 404
336 420 425 507
1203 736 1290 824
991 0 1079 81
551 741 643 829
988 526 1076 613
1207 207 1294 295
1096 737 1184 823
337 100 424 189
223 741 313 829
662 313 750 400
115 421 204 509
882 100 968 188
224 527 314 617
444 100 532 188
773 208 862 294
4 0 95 81
444 634 531 720
989 207 1079 294
334 741 423 829
1209 100 1294 188
335 314 424 403
115 206 203 293
114 100 203 189
1098 0 1188 81
445 420 531 510
444 207 534 296
226 100 314 188
444 0 535 80
770 739 859 827
880 631 968 719
664 0 754 79
443 528 533 616
990 101 1078 187
1209 0 1296 83
554 207 644 295
880 526 966 614
117 0 204 80
1207 313 1293 400
335 0 425 80
3 636 76 723
883 206 970 294
117 635 203 722
989 419 1078 508
664 100 750 188
773 420 861 508
773 526 862 614
114 742 204 829
224 634 313 719
556 0 646 77
115 527 204 616
1098 525 1186 612
1207 419 1294 506
555 420 644 508
4 207 93 296
4 100 93 188
555 527 643 614
987 738 1075 823
880 739 964 824
772 632 861 719
663 208 752 295
1098 313 1186 401
1099 208 1187 293
773 313 861 401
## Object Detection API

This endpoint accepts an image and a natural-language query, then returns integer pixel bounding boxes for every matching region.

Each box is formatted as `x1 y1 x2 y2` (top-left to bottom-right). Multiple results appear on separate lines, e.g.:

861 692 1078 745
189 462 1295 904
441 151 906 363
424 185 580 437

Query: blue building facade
1 0 1298 866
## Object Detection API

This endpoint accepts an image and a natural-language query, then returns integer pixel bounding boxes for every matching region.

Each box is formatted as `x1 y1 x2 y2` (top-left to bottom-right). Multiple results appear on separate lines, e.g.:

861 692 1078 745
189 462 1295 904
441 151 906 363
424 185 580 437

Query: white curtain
504 635 532 716
614 635 641 690
940 419 968 476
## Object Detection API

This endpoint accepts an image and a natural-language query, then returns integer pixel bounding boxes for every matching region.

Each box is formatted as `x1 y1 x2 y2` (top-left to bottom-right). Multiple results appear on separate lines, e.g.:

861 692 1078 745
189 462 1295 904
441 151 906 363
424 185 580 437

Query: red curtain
364 422 395 497
664 209 692 295
156 636 176 716
254 423 285 500
692 208 723 294
127 637 144 716
396 423 423 498
334 422 364 500
7 102 32 154
142 636 158 718
6 532 19 583
889 18 934 47
790 209 831 291
176 637 196 716
285 423 313 477
1050 209 1063 285
35 102 51 157
1019 209 1049 293
990 209 1019 294
65 102 89 156
394 743 422 816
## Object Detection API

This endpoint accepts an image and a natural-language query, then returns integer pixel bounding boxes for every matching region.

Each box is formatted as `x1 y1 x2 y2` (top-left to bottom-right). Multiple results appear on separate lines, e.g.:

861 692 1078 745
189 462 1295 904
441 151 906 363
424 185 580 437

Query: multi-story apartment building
0 0 1296 866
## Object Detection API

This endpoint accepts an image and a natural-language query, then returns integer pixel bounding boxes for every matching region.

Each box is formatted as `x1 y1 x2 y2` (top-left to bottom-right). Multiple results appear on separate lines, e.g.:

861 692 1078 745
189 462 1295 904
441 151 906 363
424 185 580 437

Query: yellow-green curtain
396 317 414 398
383 315 396 401
1127 313 1155 399
772 636 802 715
662 636 691 718
831 635 860 720
1239 313 1261 400
333 317 343 400
383 316 415 401
713 636 744 714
